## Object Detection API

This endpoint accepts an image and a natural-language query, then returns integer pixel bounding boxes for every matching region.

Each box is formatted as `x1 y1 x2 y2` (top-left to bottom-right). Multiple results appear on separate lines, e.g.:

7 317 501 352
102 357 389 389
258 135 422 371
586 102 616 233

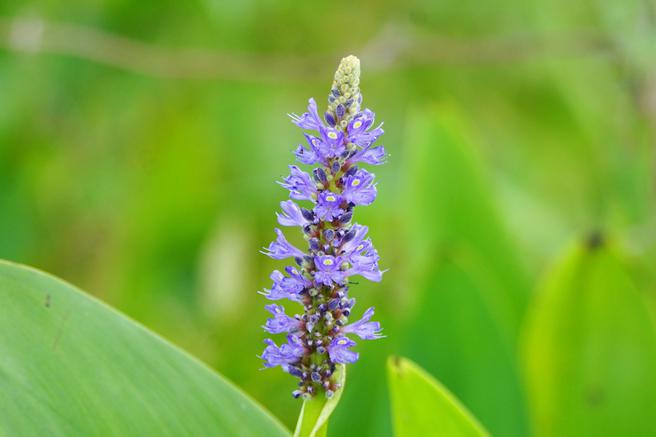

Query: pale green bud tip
326 55 362 128
335 55 360 84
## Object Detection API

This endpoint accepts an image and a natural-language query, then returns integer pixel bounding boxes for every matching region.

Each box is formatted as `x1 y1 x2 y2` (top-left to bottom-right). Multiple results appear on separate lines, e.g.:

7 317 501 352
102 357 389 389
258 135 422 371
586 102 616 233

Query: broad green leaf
522 239 656 436
401 252 530 437
0 260 289 436
402 106 529 341
328 344 392 437
399 106 531 436
293 364 345 437
387 357 490 437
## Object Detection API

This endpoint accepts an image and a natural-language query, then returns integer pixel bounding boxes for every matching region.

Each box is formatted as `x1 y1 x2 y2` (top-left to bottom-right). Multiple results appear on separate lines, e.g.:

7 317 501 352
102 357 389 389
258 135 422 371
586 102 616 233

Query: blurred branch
0 17 327 81
0 16 612 81
360 22 611 70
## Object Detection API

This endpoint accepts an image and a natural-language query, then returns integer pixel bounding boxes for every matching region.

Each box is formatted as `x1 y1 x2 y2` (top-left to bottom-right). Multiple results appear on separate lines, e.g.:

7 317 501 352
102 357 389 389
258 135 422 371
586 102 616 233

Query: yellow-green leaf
387 356 490 437
522 239 656 436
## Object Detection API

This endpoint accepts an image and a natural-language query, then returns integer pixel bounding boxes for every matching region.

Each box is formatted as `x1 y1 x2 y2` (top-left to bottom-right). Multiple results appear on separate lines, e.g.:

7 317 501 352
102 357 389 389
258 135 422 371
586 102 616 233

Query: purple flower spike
260 55 386 399
343 307 383 339
328 337 359 363
262 228 305 260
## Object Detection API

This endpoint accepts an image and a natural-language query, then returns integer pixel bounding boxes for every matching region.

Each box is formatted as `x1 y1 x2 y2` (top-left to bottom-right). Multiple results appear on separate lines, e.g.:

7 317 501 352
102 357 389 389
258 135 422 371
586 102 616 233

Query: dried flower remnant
260 55 386 399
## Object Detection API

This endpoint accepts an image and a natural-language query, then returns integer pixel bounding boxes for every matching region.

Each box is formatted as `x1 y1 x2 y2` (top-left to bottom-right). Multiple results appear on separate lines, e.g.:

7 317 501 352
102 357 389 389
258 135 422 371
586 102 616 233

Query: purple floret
279 165 317 201
289 98 324 131
260 268 307 302
318 127 346 158
276 200 308 227
328 337 359 364
262 228 305 260
342 169 377 206
343 307 383 339
264 304 301 334
314 255 347 285
315 191 344 221
261 335 305 369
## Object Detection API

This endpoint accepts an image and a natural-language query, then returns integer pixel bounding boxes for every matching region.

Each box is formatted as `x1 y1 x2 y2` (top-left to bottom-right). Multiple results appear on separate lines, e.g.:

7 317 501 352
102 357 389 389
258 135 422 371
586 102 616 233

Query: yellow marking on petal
357 244 364 251
323 259 334 266
326 195 336 202
328 131 338 140
338 339 348 345
353 121 362 129
352 179 361 187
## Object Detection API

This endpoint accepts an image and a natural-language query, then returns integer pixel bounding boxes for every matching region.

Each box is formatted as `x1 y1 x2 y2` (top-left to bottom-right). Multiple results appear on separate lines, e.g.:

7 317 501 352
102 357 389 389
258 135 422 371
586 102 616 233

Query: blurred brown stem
0 16 611 81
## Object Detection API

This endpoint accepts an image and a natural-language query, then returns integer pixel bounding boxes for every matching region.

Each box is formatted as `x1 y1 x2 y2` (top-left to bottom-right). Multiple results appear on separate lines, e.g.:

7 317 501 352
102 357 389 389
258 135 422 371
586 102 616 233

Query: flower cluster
260 55 386 399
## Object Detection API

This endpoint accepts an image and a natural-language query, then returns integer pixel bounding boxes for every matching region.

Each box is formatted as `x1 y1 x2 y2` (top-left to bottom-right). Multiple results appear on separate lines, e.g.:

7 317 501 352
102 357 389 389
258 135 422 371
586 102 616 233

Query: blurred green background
1 0 655 435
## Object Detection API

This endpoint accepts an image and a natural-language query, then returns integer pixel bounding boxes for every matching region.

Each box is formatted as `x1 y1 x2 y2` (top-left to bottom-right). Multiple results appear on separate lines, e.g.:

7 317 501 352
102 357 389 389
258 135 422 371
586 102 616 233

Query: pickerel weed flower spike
260 55 386 399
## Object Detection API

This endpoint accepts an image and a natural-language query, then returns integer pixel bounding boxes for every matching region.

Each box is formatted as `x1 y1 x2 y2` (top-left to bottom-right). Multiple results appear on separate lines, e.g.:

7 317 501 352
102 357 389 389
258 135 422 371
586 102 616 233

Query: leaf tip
585 230 605 251
387 355 408 378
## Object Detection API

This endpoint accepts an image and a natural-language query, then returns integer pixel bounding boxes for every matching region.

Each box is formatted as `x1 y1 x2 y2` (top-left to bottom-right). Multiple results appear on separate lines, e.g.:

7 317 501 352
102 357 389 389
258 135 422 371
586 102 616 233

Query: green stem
294 397 328 437
292 365 346 437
